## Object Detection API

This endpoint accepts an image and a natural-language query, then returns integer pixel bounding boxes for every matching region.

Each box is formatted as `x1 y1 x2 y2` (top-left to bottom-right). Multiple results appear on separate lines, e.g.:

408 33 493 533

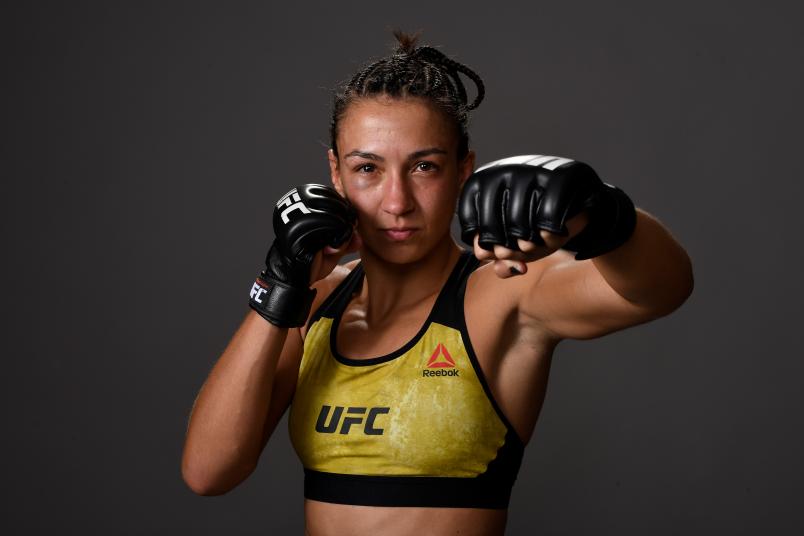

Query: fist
268 183 357 288
250 184 357 327
458 155 599 278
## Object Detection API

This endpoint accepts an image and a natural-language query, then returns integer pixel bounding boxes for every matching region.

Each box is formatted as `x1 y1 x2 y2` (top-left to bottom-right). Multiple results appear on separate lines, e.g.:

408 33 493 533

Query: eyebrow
343 147 448 161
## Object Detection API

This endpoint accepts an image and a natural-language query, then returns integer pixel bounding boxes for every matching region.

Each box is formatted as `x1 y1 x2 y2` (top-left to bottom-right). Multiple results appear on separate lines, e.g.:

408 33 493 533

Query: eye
415 161 438 172
354 163 376 173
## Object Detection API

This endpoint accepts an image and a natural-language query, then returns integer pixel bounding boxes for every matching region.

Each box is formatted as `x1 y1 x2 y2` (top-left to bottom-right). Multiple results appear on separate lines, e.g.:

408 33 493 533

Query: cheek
429 180 460 208
419 189 458 229
344 189 381 223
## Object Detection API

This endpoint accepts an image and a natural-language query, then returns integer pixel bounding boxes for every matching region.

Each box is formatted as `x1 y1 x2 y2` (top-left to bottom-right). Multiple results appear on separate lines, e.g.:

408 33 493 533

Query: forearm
181 310 288 495
591 209 694 313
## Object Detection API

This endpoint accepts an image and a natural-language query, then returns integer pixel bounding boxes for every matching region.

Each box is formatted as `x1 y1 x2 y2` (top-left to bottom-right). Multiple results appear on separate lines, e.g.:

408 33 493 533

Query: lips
383 228 417 241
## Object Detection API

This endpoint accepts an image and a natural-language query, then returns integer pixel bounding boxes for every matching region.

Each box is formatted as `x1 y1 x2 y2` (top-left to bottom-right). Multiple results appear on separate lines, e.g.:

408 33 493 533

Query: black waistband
304 469 515 510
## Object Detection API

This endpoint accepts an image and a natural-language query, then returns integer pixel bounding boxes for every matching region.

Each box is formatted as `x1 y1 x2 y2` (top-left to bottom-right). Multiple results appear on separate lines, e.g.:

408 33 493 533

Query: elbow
182 471 227 497
655 260 695 317
682 268 695 304
181 451 256 497
181 458 226 496
674 253 695 309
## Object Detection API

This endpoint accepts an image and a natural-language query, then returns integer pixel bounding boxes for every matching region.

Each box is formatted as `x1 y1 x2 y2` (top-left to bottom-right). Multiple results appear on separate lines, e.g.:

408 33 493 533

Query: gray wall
4 1 802 534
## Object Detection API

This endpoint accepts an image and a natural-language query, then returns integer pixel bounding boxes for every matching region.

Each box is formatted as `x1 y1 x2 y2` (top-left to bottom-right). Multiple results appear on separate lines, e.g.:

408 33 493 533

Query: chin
376 249 427 266
362 233 453 267
361 239 430 265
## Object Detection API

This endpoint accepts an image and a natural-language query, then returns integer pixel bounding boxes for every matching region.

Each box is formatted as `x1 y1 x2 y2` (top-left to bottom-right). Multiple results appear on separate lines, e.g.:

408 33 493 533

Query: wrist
248 274 317 328
562 183 637 260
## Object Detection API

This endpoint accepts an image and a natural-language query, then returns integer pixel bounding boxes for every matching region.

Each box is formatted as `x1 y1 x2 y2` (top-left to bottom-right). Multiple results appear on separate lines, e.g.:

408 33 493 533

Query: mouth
382 228 418 241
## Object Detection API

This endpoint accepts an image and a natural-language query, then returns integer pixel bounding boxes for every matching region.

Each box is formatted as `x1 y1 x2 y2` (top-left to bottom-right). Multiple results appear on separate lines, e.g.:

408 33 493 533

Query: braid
330 31 485 160
350 58 384 94
411 46 485 110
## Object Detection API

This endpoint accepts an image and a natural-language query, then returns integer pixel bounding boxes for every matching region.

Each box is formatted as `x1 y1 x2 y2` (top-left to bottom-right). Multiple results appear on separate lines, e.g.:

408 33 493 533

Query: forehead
338 96 457 155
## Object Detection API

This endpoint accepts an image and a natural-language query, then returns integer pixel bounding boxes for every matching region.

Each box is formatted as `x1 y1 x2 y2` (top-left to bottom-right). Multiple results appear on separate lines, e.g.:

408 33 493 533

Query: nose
380 170 415 217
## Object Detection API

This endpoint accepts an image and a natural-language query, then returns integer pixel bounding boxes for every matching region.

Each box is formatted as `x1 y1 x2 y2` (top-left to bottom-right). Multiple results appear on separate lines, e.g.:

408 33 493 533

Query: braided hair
330 30 485 161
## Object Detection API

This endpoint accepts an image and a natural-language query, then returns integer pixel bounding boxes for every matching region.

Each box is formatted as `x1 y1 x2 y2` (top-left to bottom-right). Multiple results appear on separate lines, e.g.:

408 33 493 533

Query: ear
458 150 476 189
328 149 345 197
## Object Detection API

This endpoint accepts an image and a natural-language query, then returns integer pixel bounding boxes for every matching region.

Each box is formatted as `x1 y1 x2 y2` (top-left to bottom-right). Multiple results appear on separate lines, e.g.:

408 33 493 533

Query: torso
331 252 558 444
296 249 559 536
303 500 508 536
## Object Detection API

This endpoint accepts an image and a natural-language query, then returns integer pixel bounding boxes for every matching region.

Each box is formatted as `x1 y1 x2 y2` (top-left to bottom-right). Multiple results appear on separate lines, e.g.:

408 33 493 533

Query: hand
308 226 363 285
458 154 636 278
249 184 356 327
471 210 589 278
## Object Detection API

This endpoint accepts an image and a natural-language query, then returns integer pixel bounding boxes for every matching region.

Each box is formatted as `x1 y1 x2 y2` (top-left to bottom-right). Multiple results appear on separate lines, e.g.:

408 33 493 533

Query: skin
181 94 694 536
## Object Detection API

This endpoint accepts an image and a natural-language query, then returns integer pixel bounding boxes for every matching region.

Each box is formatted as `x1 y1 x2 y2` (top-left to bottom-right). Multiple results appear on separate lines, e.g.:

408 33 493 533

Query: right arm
180 259 357 496
181 183 360 495
180 311 297 496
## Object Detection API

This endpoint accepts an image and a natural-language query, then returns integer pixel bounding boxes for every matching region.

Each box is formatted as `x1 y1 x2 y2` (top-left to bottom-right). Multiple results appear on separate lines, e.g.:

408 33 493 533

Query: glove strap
563 184 637 261
248 273 317 328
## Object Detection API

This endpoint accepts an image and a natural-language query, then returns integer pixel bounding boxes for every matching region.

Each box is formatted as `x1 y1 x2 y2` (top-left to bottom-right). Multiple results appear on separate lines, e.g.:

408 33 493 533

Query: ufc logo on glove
250 282 268 304
277 188 312 224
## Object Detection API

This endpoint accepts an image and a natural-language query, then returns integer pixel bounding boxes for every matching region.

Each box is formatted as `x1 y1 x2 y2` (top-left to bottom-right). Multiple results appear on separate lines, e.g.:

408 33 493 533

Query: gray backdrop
4 1 803 534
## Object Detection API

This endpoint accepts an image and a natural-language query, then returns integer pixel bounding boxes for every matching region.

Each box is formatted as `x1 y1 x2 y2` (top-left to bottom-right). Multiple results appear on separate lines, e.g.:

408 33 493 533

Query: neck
356 235 464 325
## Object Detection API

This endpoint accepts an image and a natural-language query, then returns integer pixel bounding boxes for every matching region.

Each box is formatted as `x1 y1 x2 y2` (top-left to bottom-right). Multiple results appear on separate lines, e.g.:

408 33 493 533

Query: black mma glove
458 155 636 260
249 184 356 327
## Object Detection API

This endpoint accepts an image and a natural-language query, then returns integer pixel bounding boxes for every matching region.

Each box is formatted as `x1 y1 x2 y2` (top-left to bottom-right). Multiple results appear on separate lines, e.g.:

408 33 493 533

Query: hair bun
392 29 421 55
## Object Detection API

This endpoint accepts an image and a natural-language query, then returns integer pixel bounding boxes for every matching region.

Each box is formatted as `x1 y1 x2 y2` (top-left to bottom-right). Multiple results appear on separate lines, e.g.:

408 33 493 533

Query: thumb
310 228 362 285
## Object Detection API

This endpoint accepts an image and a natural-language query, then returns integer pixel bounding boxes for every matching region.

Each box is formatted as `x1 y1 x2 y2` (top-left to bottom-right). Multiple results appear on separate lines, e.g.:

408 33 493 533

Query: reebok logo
422 343 459 377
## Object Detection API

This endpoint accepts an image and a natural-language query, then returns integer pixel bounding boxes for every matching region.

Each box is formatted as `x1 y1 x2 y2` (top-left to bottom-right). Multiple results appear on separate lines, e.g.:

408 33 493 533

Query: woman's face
329 96 475 264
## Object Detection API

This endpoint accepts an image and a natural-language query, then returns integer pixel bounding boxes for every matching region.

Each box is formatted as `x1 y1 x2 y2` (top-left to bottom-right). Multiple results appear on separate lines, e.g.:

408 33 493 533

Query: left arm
461 154 694 341
590 209 694 310
519 208 694 341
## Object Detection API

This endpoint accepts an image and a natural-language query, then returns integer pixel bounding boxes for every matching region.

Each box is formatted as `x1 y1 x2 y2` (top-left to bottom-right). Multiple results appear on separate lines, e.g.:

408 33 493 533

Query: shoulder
300 258 360 339
466 253 556 304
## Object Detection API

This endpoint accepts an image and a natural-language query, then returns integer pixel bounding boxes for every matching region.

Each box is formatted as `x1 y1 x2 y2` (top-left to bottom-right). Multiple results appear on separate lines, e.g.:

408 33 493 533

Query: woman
181 31 694 535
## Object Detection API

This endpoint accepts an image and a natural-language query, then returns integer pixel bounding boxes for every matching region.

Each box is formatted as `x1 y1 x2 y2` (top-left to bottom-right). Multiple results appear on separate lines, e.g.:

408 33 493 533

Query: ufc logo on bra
277 188 311 224
315 405 391 435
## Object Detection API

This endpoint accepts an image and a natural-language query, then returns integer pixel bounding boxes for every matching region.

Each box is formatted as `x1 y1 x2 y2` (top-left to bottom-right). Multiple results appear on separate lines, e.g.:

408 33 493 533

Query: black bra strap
307 251 479 331
428 250 481 326
306 263 365 330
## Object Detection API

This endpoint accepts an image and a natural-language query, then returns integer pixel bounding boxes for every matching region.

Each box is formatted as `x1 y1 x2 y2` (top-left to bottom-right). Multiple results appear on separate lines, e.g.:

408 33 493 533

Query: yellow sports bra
288 251 524 509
